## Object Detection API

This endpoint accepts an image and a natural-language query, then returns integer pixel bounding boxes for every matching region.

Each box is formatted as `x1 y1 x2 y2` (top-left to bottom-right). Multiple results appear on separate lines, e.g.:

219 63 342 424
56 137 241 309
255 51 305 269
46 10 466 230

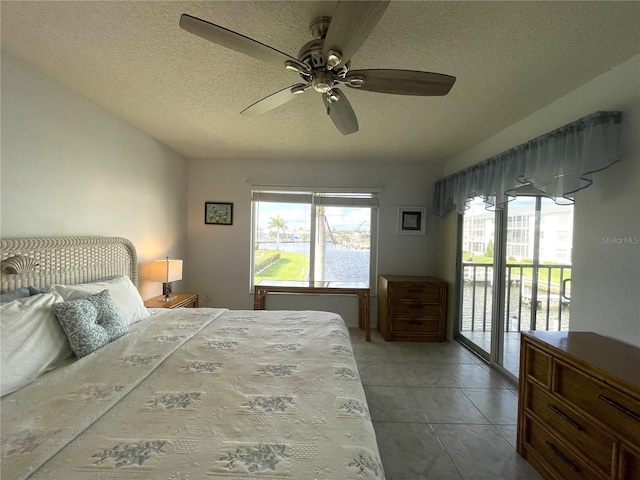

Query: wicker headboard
0 236 138 293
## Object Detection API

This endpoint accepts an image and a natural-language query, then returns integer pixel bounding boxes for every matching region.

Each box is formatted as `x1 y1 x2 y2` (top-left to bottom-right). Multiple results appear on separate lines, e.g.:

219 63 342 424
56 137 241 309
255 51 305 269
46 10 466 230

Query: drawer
619 444 640 480
524 381 615 477
391 302 441 318
524 342 551 388
523 415 606 480
554 361 640 446
390 318 441 334
390 284 442 301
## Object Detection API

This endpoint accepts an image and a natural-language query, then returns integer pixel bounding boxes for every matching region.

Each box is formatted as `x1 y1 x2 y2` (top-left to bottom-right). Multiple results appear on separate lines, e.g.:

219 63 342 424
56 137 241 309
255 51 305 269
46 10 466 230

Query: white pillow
51 276 150 326
1 291 73 397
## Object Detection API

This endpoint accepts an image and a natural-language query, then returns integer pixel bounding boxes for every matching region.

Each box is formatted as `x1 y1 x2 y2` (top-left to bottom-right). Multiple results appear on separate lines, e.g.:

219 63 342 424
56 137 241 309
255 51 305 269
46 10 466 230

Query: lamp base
149 294 177 303
161 282 175 302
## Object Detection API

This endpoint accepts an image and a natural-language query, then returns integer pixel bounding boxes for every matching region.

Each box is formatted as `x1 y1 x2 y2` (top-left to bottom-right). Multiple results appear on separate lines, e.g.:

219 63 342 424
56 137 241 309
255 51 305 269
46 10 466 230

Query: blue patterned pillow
28 286 49 296
0 287 31 303
52 290 128 358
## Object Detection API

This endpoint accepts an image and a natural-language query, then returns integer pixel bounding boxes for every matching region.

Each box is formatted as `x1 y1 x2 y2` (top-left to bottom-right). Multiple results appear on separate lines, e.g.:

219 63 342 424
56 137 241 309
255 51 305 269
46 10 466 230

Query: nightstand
144 293 199 309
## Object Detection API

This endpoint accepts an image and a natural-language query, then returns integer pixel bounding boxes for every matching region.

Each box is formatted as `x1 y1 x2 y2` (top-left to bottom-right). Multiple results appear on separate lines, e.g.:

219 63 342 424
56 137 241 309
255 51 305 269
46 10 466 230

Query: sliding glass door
457 198 496 362
456 195 573 379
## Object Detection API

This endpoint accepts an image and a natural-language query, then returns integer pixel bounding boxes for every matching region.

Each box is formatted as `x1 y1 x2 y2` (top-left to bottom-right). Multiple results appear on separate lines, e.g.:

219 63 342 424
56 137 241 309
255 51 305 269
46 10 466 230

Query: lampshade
149 257 183 283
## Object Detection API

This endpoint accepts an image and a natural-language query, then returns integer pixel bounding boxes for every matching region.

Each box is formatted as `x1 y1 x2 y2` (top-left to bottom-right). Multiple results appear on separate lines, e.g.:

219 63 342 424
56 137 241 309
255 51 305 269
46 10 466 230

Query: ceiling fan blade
322 1 390 68
322 88 358 135
346 69 456 96
240 84 307 117
180 14 307 71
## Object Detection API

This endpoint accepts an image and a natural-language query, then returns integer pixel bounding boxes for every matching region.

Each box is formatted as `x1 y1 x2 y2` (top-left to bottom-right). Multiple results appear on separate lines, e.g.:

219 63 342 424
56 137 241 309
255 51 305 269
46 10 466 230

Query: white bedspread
1 309 384 479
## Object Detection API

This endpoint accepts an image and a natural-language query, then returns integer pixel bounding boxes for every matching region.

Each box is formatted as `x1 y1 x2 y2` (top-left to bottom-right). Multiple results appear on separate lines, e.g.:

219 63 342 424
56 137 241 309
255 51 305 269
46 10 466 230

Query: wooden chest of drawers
517 331 640 480
377 275 447 341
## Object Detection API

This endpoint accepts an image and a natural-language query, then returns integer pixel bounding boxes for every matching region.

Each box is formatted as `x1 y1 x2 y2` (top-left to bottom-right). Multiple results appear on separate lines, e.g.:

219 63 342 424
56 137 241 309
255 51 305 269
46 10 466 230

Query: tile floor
460 330 524 378
349 328 543 480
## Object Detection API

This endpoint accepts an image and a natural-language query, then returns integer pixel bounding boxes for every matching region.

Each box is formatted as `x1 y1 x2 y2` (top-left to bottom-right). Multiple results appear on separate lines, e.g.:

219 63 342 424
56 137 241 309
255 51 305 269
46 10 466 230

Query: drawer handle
407 289 423 293
406 321 422 325
598 394 640 422
545 441 579 472
408 305 424 310
547 404 583 430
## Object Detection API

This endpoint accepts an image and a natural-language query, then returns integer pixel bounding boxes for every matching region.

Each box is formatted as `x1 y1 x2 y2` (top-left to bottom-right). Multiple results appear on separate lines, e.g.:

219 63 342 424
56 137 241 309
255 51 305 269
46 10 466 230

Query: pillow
52 290 129 358
51 275 149 325
0 287 31 303
28 286 49 296
0 291 73 397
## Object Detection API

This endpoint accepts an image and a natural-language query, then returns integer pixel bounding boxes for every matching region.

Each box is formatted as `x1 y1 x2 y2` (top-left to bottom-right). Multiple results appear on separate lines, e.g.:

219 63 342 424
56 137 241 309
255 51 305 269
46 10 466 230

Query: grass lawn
255 250 309 283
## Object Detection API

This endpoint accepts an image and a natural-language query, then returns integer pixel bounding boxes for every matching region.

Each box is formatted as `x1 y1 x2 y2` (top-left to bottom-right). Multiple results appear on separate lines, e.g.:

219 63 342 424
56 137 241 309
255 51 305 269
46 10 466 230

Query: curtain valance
433 111 623 217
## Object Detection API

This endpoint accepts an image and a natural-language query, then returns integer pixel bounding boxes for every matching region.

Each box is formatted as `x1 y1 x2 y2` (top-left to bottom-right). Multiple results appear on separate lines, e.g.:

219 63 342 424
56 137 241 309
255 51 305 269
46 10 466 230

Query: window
250 188 379 291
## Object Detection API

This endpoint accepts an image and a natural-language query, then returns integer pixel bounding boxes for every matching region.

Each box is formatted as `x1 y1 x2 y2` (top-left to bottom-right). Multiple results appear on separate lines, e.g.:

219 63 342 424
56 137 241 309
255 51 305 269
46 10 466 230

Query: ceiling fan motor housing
297 38 349 79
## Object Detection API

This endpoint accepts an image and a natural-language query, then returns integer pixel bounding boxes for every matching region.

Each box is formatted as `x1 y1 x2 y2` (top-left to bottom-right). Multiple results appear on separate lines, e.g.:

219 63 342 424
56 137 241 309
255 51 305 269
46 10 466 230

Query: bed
1 236 384 479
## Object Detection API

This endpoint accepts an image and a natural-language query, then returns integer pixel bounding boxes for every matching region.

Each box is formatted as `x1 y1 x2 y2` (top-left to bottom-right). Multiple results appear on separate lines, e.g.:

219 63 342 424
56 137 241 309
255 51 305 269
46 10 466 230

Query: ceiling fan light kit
179 1 456 135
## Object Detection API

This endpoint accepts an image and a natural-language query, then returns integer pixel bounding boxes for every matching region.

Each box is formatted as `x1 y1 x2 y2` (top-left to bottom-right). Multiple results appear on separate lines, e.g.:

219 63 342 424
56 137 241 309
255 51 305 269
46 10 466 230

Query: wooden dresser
517 331 640 480
377 275 447 342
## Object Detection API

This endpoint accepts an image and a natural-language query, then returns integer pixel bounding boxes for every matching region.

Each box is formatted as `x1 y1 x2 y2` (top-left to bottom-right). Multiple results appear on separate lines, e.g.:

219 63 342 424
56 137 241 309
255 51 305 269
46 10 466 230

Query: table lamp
150 257 183 301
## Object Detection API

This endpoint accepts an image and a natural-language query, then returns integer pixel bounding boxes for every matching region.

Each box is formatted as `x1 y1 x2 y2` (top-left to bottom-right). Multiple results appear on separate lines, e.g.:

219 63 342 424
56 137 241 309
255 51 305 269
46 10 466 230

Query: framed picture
205 202 233 225
397 207 426 235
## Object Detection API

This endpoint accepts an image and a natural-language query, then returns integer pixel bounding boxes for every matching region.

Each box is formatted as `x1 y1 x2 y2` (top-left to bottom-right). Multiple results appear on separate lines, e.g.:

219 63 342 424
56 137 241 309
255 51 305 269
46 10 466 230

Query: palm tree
268 214 287 250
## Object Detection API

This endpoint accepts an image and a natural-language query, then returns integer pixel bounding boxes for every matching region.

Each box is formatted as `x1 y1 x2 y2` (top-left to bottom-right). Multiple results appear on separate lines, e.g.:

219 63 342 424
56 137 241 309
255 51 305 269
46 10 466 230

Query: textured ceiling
1 1 639 163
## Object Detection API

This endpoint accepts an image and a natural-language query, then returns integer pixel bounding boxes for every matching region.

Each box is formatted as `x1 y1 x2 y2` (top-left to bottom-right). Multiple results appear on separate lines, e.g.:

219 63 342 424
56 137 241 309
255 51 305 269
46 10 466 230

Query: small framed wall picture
397 207 426 235
205 202 233 225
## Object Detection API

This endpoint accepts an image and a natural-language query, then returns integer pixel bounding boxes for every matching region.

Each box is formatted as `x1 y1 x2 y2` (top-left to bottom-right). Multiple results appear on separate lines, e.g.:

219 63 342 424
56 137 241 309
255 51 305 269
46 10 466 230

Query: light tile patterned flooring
459 331 524 378
349 328 543 480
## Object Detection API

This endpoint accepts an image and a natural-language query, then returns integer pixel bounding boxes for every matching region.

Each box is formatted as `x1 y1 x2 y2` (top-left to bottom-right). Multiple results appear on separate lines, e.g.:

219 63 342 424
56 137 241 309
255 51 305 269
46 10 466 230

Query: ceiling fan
179 1 456 135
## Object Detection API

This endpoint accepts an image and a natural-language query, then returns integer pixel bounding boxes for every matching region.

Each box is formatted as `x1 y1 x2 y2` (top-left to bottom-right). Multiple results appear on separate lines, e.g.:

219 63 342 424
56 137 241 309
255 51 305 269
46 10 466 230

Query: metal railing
462 263 571 333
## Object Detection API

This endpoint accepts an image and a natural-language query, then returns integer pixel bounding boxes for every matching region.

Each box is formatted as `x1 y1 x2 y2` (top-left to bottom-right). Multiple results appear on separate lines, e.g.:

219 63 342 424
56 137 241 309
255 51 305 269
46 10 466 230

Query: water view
256 242 370 284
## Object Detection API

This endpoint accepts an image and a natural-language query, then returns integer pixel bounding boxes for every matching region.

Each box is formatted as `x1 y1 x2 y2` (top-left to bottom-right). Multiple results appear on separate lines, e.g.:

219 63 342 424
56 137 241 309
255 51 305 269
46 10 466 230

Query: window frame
250 187 380 294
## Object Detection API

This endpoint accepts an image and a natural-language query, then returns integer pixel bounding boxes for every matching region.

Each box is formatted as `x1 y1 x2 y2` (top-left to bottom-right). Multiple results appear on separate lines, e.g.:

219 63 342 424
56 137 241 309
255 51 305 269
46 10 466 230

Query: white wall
186 158 444 327
438 54 640 346
0 53 189 299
